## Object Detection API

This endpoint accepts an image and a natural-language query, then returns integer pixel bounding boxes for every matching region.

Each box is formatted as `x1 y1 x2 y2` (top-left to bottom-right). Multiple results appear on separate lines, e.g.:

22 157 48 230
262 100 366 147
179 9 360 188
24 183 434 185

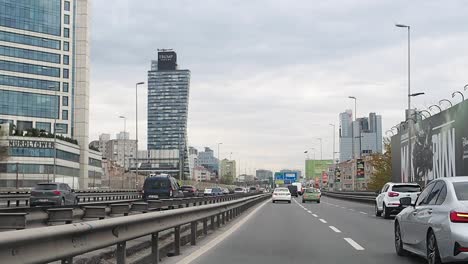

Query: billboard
157 51 177 71
356 159 365 179
391 100 468 185
274 171 298 185
305 159 333 179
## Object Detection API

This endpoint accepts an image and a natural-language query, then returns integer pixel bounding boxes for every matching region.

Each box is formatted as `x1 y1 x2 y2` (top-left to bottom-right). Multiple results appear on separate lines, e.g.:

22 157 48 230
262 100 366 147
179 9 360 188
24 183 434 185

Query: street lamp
316 138 323 161
135 81 144 189
217 142 223 181
48 85 60 183
329 124 336 163
119 115 126 189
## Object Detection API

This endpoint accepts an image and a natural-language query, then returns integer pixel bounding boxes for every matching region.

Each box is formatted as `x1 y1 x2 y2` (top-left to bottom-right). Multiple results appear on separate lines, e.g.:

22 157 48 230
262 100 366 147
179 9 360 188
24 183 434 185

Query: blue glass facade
0 74 60 91
9 148 80 162
0 45 61 63
0 0 61 36
0 59 60 77
0 30 60 50
36 121 51 132
0 89 58 118
0 164 80 177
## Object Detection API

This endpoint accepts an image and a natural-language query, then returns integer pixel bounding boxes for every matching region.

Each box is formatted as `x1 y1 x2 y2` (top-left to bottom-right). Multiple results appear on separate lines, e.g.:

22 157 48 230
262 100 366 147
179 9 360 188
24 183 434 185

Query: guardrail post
203 218 208 235
116 241 126 264
210 215 215 230
221 212 225 225
61 257 73 264
151 232 159 264
217 214 221 228
174 226 181 256
190 221 197 245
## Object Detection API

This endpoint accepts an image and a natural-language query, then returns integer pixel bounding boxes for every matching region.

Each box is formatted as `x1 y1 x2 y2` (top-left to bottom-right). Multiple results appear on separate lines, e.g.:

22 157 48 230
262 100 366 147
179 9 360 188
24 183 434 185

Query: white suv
375 182 421 218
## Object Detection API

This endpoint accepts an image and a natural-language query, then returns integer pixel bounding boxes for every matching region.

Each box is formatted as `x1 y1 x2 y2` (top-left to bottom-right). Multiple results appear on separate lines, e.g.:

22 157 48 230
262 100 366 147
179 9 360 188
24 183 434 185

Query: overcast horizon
89 0 468 174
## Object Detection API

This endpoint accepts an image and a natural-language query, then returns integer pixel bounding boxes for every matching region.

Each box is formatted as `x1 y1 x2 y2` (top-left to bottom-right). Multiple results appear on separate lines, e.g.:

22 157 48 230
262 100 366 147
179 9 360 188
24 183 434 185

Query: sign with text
356 159 365 179
9 140 54 149
157 51 177 71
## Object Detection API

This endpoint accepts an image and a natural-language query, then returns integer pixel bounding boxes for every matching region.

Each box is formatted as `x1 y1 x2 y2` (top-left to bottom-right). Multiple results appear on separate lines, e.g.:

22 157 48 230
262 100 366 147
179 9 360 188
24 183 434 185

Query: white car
375 182 421 218
234 187 246 194
272 187 292 203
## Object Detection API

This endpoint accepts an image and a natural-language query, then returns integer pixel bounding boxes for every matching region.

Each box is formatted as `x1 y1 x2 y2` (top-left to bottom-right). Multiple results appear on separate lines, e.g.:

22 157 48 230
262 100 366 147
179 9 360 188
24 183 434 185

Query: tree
367 138 392 191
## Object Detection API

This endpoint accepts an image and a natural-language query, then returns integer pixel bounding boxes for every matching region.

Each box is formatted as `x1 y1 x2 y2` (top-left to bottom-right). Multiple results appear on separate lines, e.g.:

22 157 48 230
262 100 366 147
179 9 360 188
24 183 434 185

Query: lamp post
348 96 357 160
119 116 126 189
135 81 144 189
49 85 59 183
316 138 323 161
329 124 336 163
217 142 223 182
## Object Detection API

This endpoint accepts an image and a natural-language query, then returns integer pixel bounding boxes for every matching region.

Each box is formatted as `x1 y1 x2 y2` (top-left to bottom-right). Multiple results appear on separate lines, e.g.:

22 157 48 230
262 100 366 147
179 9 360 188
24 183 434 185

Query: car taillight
450 211 468 223
388 192 400 197
53 190 61 195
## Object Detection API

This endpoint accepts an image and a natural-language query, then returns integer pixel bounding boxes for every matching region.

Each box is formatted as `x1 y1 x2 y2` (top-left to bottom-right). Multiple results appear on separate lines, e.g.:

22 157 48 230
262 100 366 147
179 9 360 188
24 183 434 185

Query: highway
185 196 427 264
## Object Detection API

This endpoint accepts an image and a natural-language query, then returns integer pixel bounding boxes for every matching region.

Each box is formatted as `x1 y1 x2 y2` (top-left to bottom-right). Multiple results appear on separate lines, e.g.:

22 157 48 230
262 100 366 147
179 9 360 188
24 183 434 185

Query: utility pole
135 81 145 189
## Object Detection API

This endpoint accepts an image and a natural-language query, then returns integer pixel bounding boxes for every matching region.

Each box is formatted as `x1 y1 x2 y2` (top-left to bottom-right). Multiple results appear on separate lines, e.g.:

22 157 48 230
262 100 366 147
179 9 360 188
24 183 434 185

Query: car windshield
306 188 319 193
34 184 58 190
392 185 421 193
234 188 243 191
453 182 468 201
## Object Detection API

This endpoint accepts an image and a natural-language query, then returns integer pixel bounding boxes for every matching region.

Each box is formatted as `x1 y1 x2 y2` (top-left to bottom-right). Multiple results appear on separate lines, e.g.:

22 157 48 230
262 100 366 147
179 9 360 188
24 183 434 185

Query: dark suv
30 182 78 206
142 175 184 200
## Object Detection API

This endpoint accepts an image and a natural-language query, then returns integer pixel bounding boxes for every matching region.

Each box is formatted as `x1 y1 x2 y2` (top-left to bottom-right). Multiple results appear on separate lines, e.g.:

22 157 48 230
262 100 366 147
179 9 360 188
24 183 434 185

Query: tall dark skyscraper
147 50 190 178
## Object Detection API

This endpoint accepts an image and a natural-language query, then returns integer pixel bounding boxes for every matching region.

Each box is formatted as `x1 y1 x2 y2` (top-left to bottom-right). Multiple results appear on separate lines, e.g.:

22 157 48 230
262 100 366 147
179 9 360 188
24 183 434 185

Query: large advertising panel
391 100 468 185
157 51 177 71
356 159 365 179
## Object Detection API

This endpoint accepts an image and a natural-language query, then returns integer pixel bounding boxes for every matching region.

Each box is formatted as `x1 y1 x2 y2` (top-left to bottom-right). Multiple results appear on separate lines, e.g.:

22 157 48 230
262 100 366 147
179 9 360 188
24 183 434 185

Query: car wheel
59 198 65 206
427 230 442 264
272 200 275 203
383 204 391 219
302 199 305 203
74 197 79 205
394 222 407 256
375 203 382 217
288 201 291 204
317 200 320 204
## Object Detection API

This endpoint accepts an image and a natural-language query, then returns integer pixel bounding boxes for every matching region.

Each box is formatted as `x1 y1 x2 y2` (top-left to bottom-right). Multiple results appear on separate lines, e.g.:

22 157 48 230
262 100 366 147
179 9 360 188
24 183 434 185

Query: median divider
322 191 376 203
0 193 271 264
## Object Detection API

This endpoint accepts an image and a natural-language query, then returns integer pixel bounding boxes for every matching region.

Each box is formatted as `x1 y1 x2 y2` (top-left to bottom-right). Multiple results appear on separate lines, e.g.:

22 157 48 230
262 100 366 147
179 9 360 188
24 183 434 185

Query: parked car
302 188 321 203
395 177 468 264
249 187 258 193
204 187 224 196
375 182 421 218
222 188 230 195
180 185 198 197
234 187 246 194
287 185 298 197
142 174 184 200
272 187 291 203
30 182 77 206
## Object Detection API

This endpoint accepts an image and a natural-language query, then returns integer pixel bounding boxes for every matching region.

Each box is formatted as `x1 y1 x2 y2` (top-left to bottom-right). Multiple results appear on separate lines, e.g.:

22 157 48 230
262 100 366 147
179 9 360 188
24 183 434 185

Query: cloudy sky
89 0 468 174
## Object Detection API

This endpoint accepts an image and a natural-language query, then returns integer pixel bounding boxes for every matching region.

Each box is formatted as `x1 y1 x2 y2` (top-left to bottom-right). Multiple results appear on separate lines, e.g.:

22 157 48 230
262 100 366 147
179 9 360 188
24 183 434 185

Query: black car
142 175 184 200
180 185 199 197
287 185 298 197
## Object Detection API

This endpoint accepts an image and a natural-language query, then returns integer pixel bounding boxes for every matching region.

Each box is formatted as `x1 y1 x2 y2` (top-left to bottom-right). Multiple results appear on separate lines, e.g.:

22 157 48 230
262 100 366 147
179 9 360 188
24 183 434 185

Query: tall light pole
119 116 126 189
135 81 144 189
217 142 223 182
316 138 323 161
329 124 336 163
348 96 357 160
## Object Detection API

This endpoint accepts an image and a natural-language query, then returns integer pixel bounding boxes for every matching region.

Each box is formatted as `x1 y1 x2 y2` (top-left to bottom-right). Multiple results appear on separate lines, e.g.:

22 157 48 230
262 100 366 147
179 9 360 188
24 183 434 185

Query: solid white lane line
176 199 271 264
344 238 365 251
312 214 318 217
329 226 341 233
359 211 368 215
319 219 327 223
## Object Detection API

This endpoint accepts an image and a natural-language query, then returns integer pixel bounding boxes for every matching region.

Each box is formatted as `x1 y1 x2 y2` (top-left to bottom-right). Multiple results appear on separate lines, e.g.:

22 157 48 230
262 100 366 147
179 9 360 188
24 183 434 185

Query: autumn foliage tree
367 138 392 191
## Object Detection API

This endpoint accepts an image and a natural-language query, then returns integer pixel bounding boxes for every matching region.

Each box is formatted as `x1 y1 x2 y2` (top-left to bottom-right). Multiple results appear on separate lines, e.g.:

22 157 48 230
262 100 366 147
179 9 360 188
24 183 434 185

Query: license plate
38 199 48 202
148 195 158 199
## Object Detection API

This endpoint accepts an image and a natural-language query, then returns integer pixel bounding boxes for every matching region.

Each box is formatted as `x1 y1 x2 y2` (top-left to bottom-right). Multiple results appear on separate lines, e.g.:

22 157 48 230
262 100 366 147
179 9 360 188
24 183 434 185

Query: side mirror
399 197 413 207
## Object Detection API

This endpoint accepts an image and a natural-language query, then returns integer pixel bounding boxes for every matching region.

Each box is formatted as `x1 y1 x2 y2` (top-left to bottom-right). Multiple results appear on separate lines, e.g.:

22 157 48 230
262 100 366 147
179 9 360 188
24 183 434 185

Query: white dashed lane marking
319 219 327 223
344 238 365 251
312 214 318 217
329 226 342 233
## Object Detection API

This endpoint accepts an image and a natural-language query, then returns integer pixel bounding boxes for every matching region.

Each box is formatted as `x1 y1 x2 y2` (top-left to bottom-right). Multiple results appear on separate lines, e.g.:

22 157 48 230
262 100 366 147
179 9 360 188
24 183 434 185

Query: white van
292 182 303 195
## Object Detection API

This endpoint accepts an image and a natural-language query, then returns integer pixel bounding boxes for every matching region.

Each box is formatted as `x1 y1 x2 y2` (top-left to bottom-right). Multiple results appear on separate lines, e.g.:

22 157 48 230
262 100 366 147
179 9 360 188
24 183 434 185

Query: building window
64 15 70 25
0 90 59 119
63 82 69 92
36 122 51 133
62 110 68 120
0 74 59 92
64 41 69 51
64 1 71 11
63 69 69 79
0 30 60 50
62 96 69 106
64 28 70 38
0 45 61 64
63 55 69 65
0 60 60 77
55 124 68 134
17 120 33 131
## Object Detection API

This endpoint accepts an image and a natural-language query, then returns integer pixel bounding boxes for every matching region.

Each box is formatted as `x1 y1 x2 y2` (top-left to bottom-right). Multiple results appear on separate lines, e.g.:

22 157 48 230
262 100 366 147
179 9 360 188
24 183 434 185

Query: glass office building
0 0 99 188
147 51 191 178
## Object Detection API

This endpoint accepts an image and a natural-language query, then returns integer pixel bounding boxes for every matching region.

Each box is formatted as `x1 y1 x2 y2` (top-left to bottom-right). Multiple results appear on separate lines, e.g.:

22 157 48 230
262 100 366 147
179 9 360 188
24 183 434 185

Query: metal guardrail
0 193 270 264
322 191 376 203
0 189 141 208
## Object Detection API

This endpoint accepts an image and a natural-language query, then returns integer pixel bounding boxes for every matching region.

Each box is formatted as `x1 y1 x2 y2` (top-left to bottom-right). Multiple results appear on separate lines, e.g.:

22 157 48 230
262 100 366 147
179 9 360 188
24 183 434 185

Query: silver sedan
394 176 468 264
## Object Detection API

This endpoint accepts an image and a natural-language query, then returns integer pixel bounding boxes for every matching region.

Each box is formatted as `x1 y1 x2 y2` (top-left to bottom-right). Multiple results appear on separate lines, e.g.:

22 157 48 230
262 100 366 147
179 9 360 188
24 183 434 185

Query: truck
292 182 304 195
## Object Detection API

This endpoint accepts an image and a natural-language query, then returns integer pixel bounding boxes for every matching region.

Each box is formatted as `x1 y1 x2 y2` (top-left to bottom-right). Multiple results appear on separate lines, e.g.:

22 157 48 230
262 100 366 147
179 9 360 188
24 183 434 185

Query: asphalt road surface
188 196 428 264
